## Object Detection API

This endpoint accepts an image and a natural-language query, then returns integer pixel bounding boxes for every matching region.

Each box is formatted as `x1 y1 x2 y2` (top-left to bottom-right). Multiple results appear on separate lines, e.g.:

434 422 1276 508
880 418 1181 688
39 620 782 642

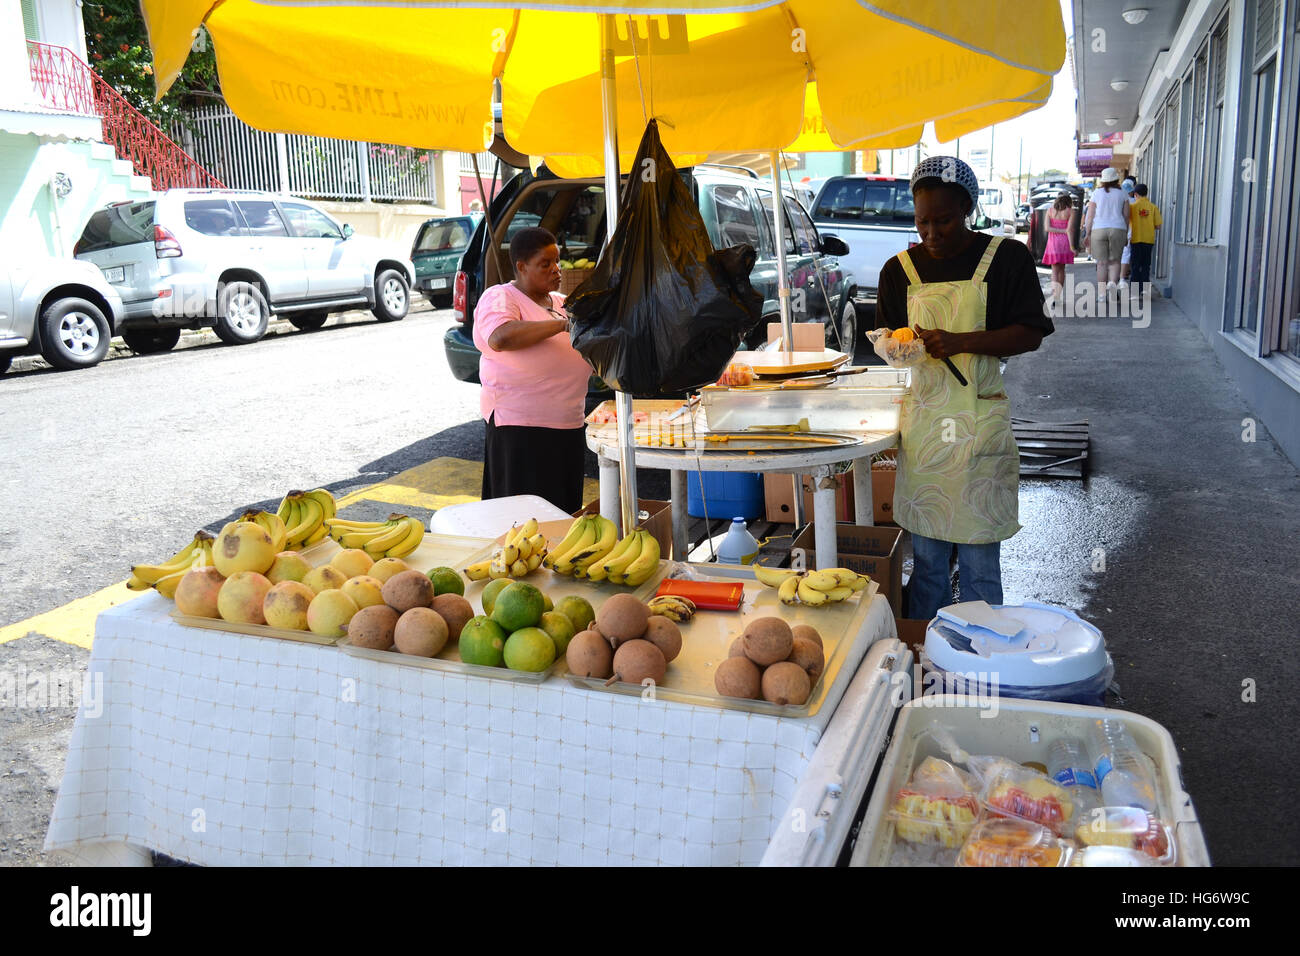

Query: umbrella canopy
144 1 1064 166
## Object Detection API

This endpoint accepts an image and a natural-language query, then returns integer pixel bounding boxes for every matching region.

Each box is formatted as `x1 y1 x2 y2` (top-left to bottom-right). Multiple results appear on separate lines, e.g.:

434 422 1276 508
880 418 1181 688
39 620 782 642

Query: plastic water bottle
1047 736 1101 819
717 518 761 565
1087 719 1158 811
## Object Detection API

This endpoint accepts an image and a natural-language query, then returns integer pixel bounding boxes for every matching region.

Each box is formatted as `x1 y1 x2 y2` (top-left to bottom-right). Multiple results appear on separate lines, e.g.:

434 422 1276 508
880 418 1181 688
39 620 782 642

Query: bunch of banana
276 488 338 549
544 514 619 579
127 531 215 599
596 529 661 586
753 565 869 607
323 513 424 559
646 595 697 623
224 509 287 552
464 518 548 581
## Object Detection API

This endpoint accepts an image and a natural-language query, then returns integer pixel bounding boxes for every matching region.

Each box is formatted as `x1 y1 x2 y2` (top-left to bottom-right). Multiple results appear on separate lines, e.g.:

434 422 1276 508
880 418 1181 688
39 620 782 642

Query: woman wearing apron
876 157 1055 621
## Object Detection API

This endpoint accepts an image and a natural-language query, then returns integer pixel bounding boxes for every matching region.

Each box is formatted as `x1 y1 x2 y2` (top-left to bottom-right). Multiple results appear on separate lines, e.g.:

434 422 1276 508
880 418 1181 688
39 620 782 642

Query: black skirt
482 413 586 514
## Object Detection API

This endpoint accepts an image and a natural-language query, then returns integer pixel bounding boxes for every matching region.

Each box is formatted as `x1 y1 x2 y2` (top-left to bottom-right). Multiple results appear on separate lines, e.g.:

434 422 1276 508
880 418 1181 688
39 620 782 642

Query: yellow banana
464 560 492 581
303 525 330 547
305 488 337 521
545 516 594 569
797 577 830 606
282 497 302 539
848 573 869 592
384 518 425 558
509 559 528 577
126 573 150 591
753 563 799 588
526 532 547 555
501 543 520 566
525 552 543 571
515 536 533 561
779 575 801 606
488 563 511 580
826 568 868 590
552 518 598 574
567 516 618 569
339 523 387 549
803 570 841 593
243 510 287 552
599 532 642 576
826 586 854 602
287 496 323 545
361 517 409 557
517 517 539 540
623 532 662 587
647 596 696 621
323 517 384 531
131 533 207 583
276 493 294 524
154 567 188 600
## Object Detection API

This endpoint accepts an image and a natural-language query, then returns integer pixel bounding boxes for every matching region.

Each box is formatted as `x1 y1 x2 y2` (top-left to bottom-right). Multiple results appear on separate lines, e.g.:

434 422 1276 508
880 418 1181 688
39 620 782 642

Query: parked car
808 174 918 303
74 189 415 353
977 182 1018 234
0 255 124 374
444 164 856 388
411 213 481 307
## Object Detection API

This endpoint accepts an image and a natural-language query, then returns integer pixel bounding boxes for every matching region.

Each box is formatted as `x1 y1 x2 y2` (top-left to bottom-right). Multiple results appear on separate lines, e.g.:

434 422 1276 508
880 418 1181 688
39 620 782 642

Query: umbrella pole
600 13 638 537
770 151 794 354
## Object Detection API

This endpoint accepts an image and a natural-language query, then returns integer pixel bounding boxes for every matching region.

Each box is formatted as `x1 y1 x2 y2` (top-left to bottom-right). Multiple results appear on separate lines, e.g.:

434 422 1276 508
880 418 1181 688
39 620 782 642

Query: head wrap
910 155 979 209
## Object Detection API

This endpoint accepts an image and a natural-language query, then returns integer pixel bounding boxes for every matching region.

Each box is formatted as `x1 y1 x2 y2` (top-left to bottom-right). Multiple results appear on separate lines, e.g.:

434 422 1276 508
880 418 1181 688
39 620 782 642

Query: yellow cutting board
732 349 852 377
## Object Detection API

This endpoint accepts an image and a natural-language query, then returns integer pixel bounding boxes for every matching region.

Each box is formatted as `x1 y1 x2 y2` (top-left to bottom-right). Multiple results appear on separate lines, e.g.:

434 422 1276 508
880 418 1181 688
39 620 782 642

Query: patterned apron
892 237 1021 545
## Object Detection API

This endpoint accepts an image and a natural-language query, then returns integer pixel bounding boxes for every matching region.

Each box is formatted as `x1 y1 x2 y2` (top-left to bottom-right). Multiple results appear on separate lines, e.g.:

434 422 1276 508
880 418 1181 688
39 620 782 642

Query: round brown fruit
382 569 433 613
174 567 225 618
728 636 746 658
642 615 682 663
346 604 399 650
611 639 666 686
714 656 762 699
743 616 794 666
791 623 823 650
430 593 474 642
566 629 614 678
393 607 449 657
595 593 649 648
787 636 825 683
761 661 811 706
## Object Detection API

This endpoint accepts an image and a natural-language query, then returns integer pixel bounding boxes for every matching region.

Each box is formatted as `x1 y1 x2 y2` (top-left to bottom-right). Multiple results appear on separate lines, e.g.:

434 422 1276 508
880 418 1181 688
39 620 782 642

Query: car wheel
289 311 329 332
372 269 410 322
214 281 270 345
829 299 857 351
122 327 182 354
39 297 111 370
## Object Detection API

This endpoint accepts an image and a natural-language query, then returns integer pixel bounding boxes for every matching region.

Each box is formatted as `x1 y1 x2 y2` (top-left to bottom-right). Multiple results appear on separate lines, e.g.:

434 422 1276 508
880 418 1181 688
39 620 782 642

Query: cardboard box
766 322 824 350
871 451 898 524
894 617 929 654
573 498 673 561
789 523 905 614
763 473 855 523
559 268 593 296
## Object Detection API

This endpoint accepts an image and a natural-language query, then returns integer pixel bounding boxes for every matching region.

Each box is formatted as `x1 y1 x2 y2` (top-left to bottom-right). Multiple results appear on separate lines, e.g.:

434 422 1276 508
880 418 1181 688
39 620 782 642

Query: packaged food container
888 757 981 848
956 818 1074 868
980 762 1075 833
1073 806 1176 864
1070 846 1159 867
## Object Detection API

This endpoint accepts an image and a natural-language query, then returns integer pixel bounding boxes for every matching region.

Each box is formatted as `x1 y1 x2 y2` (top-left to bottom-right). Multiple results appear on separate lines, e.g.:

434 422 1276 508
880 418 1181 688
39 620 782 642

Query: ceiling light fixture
1122 8 1149 25
1104 117 1120 126
1110 79 1130 91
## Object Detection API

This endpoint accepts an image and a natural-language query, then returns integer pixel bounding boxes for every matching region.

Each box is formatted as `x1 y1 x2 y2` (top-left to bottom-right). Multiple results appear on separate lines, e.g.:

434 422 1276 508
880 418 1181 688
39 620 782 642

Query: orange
892 327 916 343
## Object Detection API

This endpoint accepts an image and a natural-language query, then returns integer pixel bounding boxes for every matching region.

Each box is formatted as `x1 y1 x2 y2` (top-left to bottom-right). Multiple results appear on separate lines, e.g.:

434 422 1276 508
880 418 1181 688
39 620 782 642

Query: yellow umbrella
142 0 1065 531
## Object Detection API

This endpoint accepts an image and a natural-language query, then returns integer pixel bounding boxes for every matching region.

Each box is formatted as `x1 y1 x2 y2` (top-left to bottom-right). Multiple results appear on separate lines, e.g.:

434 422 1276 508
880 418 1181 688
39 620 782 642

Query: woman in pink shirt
473 227 594 512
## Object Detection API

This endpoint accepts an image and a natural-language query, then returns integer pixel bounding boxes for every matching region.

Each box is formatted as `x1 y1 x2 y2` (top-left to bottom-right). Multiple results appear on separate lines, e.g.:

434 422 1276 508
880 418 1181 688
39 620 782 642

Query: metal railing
25 41 223 192
178 104 439 204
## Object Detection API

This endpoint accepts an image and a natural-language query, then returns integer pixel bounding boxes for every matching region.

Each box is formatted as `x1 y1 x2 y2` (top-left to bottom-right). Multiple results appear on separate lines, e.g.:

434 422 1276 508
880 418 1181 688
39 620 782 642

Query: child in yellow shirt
1128 184 1162 290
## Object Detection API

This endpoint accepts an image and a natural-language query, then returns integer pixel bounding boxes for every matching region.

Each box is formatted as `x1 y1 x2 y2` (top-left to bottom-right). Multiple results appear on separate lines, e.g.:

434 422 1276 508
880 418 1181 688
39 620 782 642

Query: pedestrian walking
1082 167 1130 300
1042 192 1077 312
1119 177 1137 288
1127 183 1162 295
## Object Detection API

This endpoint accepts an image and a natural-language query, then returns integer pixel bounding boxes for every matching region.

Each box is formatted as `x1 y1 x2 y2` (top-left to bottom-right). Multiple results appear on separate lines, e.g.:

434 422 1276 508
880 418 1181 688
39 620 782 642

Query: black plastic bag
566 120 763 396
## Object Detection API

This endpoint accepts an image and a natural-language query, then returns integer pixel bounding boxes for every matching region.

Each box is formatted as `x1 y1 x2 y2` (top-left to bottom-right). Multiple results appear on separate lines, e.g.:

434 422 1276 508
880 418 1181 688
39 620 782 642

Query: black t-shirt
876 234 1053 337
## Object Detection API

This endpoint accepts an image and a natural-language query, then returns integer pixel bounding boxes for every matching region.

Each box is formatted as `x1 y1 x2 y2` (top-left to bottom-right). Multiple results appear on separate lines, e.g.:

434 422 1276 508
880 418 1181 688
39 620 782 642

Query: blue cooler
686 471 764 520
920 601 1114 706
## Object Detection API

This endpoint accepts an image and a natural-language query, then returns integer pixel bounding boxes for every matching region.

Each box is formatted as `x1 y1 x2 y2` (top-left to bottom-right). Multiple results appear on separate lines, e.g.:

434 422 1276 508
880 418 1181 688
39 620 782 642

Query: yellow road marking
7 457 599 648
0 582 143 649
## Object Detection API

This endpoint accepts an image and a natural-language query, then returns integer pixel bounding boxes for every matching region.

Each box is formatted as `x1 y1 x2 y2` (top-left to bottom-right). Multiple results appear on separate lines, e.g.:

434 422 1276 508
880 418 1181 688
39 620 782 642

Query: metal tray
565 568 879 718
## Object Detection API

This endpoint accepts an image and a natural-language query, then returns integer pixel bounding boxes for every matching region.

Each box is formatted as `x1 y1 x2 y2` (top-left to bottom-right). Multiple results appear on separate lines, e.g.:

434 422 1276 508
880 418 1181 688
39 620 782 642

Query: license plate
431 278 448 290
103 266 125 284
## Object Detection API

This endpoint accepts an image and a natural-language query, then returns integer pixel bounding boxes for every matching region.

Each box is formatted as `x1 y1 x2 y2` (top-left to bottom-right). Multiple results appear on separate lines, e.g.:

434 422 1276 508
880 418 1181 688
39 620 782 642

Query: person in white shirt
1082 167 1131 297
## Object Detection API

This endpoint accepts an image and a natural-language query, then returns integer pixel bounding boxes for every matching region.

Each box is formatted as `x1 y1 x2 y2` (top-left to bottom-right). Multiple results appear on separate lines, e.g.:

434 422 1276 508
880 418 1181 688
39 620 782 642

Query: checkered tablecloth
46 593 894 866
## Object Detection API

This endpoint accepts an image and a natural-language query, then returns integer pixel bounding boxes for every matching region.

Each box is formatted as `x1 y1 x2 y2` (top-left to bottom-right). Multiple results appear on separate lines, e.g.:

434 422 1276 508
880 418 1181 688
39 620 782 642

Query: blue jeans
908 533 1003 621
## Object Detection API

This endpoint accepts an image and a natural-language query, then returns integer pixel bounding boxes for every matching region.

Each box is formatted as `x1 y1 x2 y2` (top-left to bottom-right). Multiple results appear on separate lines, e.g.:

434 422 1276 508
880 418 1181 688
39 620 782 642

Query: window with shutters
20 0 40 40
1202 15 1229 240
1183 45 1209 242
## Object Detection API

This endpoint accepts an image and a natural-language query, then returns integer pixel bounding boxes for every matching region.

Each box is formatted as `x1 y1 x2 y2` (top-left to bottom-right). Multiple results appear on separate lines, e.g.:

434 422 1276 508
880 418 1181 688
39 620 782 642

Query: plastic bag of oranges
867 326 929 368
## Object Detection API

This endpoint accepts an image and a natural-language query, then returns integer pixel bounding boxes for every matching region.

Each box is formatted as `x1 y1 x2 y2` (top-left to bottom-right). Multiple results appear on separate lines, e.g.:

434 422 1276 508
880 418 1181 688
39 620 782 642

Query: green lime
481 577 512 616
491 581 544 633
503 627 556 672
555 595 595 633
458 615 507 667
427 566 464 597
539 610 576 657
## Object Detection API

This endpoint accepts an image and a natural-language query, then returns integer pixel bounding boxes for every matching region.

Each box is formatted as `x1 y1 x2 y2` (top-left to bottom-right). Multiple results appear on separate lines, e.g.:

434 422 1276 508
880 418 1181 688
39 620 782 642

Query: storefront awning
1076 146 1112 175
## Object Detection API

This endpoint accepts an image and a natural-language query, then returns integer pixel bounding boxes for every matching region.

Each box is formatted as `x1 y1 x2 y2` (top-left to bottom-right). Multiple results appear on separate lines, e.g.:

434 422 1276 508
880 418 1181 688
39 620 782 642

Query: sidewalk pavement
1000 263 1299 866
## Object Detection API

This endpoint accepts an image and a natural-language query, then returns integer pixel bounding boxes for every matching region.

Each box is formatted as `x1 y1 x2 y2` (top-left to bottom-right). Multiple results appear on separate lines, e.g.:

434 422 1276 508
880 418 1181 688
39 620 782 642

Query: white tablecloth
46 593 894 866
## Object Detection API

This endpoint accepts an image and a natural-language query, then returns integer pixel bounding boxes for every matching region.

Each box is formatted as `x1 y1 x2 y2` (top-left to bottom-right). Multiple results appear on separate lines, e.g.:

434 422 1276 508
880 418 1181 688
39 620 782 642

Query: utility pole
1017 138 1024 203
989 126 995 182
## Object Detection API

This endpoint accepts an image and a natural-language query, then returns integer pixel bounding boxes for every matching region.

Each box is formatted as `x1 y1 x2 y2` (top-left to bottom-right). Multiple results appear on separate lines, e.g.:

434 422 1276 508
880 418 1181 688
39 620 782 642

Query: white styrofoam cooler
847 696 1210 867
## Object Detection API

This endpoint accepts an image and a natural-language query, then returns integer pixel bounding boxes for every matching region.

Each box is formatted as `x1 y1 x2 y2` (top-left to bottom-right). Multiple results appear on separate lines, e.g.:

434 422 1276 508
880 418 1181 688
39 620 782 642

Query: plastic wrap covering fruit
1074 807 1175 864
956 818 1074 868
888 757 981 848
867 327 929 369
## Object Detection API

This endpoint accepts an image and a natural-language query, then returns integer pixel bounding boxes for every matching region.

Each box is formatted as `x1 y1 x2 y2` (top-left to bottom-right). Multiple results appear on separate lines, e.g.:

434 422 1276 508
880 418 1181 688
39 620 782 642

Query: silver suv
1 255 124 374
74 189 415 352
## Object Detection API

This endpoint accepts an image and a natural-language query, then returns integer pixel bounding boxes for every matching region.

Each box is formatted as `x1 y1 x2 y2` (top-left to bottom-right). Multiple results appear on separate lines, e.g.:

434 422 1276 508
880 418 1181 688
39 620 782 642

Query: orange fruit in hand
891 327 916 343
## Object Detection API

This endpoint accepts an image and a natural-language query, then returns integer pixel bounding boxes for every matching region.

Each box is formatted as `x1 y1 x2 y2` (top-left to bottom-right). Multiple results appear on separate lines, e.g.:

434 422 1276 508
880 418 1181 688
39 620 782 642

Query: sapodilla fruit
791 624 823 650
174 567 225 619
218 571 273 625
566 630 613 678
595 593 649 648
345 604 399 650
742 617 794 666
431 593 474 642
761 661 811 706
213 521 277 577
307 589 359 638
787 636 825 683
263 580 315 630
382 570 433 613
394 607 449 657
330 548 374 579
642 615 682 663
266 551 312 585
303 565 347 595
612 639 666 685
714 656 761 700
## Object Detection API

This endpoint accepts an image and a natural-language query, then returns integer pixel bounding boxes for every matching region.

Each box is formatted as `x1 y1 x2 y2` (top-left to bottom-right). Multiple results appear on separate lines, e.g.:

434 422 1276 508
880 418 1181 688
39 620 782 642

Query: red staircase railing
26 41 223 192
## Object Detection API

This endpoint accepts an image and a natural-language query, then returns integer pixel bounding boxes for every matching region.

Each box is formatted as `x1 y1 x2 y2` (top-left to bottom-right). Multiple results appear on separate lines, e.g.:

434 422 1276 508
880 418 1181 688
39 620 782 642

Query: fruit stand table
44 583 904 867
584 429 899 567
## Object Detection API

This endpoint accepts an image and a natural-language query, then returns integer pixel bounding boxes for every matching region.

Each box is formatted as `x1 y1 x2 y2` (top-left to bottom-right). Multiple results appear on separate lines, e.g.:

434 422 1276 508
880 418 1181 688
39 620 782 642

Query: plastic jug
716 518 761 565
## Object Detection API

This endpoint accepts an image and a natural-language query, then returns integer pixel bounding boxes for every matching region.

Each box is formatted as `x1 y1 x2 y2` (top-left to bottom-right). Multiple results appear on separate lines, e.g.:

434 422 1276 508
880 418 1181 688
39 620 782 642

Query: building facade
1074 0 1300 465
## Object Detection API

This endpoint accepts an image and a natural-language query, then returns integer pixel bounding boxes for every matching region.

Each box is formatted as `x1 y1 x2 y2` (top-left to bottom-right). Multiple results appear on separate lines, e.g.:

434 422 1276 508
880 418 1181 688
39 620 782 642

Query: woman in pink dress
1042 193 1076 312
